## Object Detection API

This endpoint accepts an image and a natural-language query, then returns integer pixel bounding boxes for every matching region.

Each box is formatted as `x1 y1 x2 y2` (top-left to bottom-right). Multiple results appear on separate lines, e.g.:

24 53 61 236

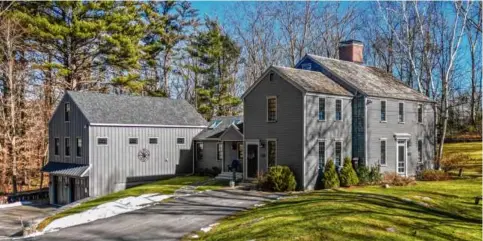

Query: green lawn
191 178 482 241
38 175 211 231
444 142 481 160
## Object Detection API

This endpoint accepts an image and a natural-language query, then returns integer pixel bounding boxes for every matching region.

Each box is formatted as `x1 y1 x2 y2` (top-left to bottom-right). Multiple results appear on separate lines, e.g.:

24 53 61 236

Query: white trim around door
396 139 408 176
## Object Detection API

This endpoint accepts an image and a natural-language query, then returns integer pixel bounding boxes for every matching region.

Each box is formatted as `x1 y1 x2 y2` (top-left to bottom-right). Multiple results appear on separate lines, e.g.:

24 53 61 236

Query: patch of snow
0 201 31 209
200 223 219 233
43 194 172 232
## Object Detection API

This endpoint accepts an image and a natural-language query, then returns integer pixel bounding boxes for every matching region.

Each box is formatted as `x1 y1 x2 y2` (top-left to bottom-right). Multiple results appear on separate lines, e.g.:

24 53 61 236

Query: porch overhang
394 133 411 140
41 162 90 177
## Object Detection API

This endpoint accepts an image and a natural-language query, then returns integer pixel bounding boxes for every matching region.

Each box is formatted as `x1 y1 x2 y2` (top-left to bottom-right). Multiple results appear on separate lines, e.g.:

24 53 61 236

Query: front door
397 140 407 175
246 144 258 178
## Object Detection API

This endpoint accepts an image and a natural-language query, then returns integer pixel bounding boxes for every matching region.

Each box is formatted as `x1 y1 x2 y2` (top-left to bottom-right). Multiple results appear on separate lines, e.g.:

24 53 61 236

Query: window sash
54 138 60 155
318 98 325 121
196 143 203 161
399 103 404 122
97 138 108 145
267 140 276 167
418 140 423 163
149 138 158 144
176 138 185 144
267 97 277 122
335 141 342 166
76 138 82 157
129 138 138 144
217 143 223 161
65 138 70 156
64 103 70 122
318 141 325 169
381 101 386 121
380 140 386 165
418 104 423 123
335 99 342 121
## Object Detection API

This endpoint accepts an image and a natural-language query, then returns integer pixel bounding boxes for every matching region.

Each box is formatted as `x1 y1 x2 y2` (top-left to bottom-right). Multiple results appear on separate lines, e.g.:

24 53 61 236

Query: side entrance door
246 143 259 178
397 140 407 176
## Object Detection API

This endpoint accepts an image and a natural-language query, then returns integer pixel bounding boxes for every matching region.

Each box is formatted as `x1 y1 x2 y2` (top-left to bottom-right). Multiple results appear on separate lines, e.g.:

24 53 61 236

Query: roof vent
338 40 363 63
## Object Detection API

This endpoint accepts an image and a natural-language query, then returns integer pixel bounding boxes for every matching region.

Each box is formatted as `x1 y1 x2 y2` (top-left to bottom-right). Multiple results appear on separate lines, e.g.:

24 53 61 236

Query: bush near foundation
261 165 297 192
339 157 359 187
323 159 340 189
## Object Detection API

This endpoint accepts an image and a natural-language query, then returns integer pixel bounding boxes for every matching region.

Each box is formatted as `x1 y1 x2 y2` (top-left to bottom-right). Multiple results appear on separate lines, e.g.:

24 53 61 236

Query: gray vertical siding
366 97 435 175
243 71 304 188
304 94 352 190
88 126 203 197
48 94 90 165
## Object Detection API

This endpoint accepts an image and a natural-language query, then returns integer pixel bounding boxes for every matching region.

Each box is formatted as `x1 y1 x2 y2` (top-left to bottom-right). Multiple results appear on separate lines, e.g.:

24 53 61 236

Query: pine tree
323 159 340 189
339 157 359 187
187 18 241 120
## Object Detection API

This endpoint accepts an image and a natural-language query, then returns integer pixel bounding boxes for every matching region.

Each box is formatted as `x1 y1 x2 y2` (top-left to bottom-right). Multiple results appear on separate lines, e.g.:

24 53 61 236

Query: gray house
243 40 436 190
42 91 207 204
193 116 244 175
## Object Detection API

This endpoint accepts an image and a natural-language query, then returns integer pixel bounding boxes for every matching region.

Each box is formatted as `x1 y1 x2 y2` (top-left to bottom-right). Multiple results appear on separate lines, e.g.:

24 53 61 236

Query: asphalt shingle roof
67 91 207 126
194 116 243 140
41 162 89 177
306 54 431 102
273 66 353 96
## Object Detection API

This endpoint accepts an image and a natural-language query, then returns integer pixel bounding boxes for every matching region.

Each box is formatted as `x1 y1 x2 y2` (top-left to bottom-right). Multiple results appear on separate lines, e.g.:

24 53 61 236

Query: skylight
231 119 242 125
209 120 222 129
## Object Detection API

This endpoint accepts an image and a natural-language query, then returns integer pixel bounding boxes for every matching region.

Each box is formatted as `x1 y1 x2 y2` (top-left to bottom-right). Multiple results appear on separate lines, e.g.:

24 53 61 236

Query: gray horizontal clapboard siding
195 141 221 171
304 94 352 190
89 126 203 197
244 71 304 188
366 97 436 175
49 94 89 165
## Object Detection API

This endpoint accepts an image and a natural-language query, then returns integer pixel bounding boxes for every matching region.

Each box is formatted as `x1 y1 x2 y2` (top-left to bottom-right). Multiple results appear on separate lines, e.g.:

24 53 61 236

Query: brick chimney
338 40 363 63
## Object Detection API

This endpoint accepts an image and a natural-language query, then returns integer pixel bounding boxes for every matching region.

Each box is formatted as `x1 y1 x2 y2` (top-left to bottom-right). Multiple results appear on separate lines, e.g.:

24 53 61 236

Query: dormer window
209 120 222 129
64 102 70 122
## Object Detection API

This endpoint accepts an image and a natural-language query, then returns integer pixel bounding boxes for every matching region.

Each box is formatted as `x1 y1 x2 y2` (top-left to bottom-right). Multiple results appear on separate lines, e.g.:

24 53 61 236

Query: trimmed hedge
262 165 297 192
323 159 340 189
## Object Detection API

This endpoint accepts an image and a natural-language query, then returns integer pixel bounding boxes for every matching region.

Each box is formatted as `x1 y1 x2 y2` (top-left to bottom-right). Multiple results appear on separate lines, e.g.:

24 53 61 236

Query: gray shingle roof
67 91 207 126
306 54 431 102
41 162 89 177
273 66 353 96
194 116 243 140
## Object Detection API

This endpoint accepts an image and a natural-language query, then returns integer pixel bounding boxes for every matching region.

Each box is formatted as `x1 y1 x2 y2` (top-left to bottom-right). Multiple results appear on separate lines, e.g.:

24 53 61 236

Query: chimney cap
339 40 363 46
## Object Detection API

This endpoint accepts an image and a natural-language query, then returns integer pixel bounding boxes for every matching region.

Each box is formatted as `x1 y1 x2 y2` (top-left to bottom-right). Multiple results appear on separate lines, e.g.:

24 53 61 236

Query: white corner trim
80 165 91 178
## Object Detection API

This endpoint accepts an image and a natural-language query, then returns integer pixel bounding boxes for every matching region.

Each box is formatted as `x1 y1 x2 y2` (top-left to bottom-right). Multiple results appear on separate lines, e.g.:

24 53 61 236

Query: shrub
263 165 297 192
323 159 340 189
419 170 451 181
368 165 382 184
441 153 470 172
356 165 371 185
339 157 359 187
382 172 415 186
212 166 222 175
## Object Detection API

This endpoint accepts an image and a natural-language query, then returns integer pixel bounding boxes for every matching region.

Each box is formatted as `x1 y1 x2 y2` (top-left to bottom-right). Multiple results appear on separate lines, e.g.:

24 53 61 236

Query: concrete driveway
0 205 55 239
27 189 280 241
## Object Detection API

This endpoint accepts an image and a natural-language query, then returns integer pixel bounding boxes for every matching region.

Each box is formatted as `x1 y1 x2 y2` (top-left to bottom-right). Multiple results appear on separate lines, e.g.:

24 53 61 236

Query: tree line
0 1 480 194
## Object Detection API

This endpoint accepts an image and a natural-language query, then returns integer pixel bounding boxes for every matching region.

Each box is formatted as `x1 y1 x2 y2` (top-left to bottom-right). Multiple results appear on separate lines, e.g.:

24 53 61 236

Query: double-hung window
335 141 342 167
335 99 342 121
65 137 70 156
267 140 277 167
76 138 82 157
196 142 203 161
318 98 325 121
418 104 423 123
64 103 70 122
381 101 386 121
318 141 326 169
398 102 405 123
54 138 60 155
380 139 386 165
418 139 423 163
217 143 223 161
267 96 277 122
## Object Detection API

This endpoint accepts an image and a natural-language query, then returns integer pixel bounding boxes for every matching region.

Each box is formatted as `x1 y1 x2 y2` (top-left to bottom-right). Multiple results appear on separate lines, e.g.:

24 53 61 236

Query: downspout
364 96 368 166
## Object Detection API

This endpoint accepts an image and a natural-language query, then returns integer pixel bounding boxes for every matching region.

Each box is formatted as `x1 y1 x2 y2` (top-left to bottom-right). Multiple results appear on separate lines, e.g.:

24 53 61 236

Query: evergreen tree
13 1 144 91
339 157 359 187
187 18 241 120
323 159 340 189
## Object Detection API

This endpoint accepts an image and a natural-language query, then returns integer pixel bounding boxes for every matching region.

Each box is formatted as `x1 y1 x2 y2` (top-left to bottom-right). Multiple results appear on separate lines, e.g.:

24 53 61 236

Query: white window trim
417 138 423 163
398 102 405 124
148 137 159 144
380 100 387 123
318 139 326 168
54 137 60 156
128 137 139 145
176 137 186 145
417 103 423 124
335 99 343 121
64 102 70 123
266 96 277 122
379 138 387 166
76 137 82 158
64 137 70 157
266 138 277 168
97 137 108 146
318 97 326 121
334 140 343 166
216 142 223 161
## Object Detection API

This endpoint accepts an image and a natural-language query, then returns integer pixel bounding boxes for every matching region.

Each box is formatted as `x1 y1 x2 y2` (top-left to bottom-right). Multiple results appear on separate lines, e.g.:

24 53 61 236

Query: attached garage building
43 91 207 205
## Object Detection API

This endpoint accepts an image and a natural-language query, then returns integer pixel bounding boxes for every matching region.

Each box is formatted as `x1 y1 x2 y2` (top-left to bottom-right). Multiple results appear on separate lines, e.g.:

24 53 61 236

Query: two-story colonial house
243 40 436 190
